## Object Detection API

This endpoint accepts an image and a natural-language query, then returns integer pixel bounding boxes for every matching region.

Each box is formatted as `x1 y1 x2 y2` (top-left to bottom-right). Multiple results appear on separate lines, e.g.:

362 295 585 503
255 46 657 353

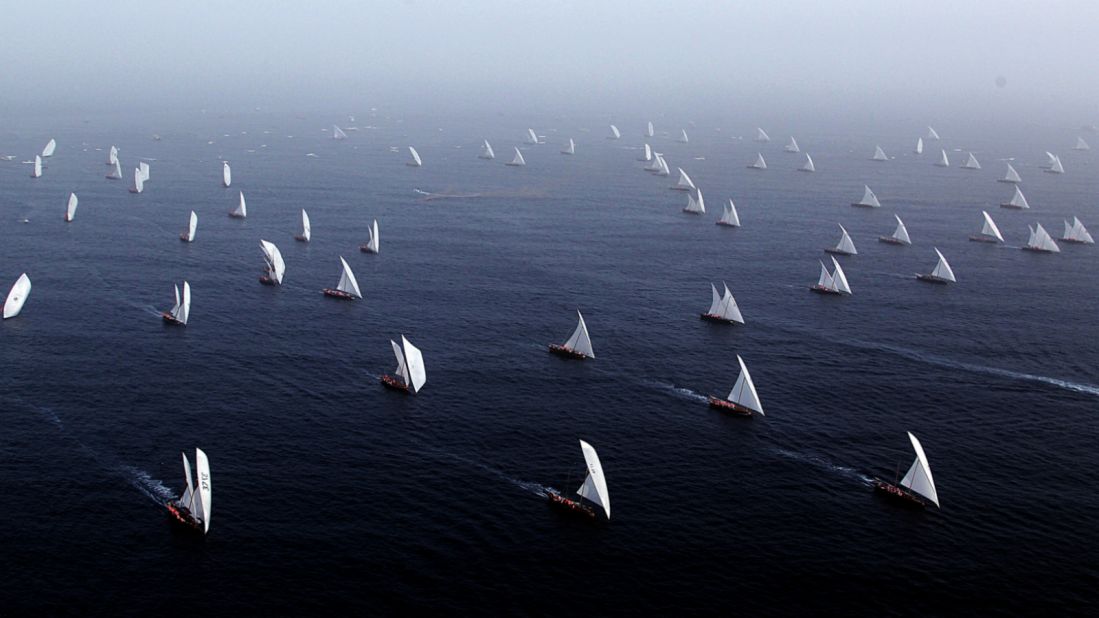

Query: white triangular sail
336 256 363 298
184 211 198 242
333 125 348 140
562 310 594 358
130 167 144 193
31 155 42 178
508 147 526 166
675 168 695 190
107 145 118 165
139 161 150 182
106 159 122 179
655 154 670 176
561 138 575 155
222 161 232 187
833 225 857 255
179 452 195 519
755 128 770 142
232 191 247 218
684 189 705 214
930 249 956 281
678 129 689 143
41 138 56 157
856 185 880 207
646 121 654 137
1074 136 1090 151
366 219 380 253
1028 223 1061 252
576 440 611 519
831 257 851 294
706 283 722 315
168 281 191 324
799 153 815 172
719 199 740 226
979 211 1004 242
300 209 311 241
915 137 924 154
194 448 212 533
1006 186 1029 209
479 140 495 159
872 145 887 161
816 260 835 289
401 335 426 394
927 126 940 140
65 192 78 222
1064 217 1095 244
785 136 800 153
749 153 767 169
936 149 949 167
726 355 764 415
3 273 32 319
718 283 744 323
1002 163 1021 183
1046 155 1064 174
407 146 422 167
899 432 939 507
391 339 409 387
962 152 981 169
260 240 286 284
891 214 911 245
638 143 651 162
526 128 539 144
608 124 621 139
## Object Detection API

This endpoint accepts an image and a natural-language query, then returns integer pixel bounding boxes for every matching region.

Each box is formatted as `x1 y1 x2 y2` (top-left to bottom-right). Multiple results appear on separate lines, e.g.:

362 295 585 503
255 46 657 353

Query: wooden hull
359 245 377 253
700 313 739 324
809 285 842 295
824 248 855 256
322 288 358 300
708 396 755 416
916 274 951 283
259 275 278 286
380 374 410 393
548 344 589 360
161 312 184 325
669 186 692 191
872 480 927 508
228 213 245 219
968 235 1000 243
180 234 192 242
878 237 908 245
851 203 878 208
547 491 596 518
682 209 703 215
715 221 740 227
996 179 1021 184
1060 238 1092 245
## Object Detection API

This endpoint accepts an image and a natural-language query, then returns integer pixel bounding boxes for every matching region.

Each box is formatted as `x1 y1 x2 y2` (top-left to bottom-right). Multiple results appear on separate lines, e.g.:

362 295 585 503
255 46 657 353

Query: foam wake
773 448 874 486
651 381 709 404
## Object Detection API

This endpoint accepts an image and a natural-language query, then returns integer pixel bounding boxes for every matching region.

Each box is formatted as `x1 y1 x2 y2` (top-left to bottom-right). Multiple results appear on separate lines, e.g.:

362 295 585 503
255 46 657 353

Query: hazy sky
4 1 1097 118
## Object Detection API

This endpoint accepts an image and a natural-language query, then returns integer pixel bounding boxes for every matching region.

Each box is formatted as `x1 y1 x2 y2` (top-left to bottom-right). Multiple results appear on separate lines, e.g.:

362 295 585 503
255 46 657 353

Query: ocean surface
1 111 1096 615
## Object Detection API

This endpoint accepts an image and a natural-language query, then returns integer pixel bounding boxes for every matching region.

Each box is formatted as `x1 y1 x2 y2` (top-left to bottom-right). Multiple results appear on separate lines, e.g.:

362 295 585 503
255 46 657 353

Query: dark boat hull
809 285 842 295
547 491 596 518
878 237 909 245
969 235 1000 243
166 501 204 532
715 221 739 227
322 289 358 300
161 312 184 325
1021 247 1057 253
360 245 377 253
824 248 855 256
380 374 410 393
872 479 927 508
700 313 739 324
708 396 755 416
915 274 951 283
548 344 589 359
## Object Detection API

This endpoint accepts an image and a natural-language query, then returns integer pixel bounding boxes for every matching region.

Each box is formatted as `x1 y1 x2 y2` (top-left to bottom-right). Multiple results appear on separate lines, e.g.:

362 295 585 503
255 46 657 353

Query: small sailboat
1023 223 1061 253
106 159 122 180
166 448 212 533
998 162 1022 183
506 147 526 167
479 140 495 159
716 199 740 227
646 121 654 138
700 282 744 324
381 335 427 394
360 219 380 254
41 138 56 158
161 281 191 325
968 211 1004 243
825 224 857 255
407 146 422 167
809 257 851 295
708 355 764 416
915 137 924 154
785 136 800 153
872 145 888 161
873 432 939 509
106 145 119 165
755 128 770 143
525 128 540 145
851 185 880 208
678 129 689 143
1000 186 1030 209
259 240 286 285
935 149 950 167
961 152 981 170
64 193 78 223
916 249 956 283
3 274 32 319
129 167 144 193
322 257 362 299
878 214 911 246
1041 151 1057 169
139 161 150 182
180 211 198 242
549 310 594 359
229 191 247 218
31 155 42 178
1044 154 1064 174
671 168 695 191
1074 136 1090 151
546 440 610 520
683 189 705 215
799 153 816 172
748 153 767 170
333 125 348 140
927 126 941 140
637 143 651 162
222 161 232 187
608 124 621 140
653 154 671 176
295 209 311 242
1062 217 1095 244
561 138 575 155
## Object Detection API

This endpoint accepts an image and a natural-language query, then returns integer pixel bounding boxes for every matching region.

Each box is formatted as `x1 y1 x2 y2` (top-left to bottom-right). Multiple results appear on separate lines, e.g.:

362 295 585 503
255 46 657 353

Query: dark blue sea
1 110 1096 615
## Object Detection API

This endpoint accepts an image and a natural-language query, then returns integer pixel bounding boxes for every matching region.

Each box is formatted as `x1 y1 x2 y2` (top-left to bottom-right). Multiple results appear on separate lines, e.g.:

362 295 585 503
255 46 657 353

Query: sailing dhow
3 274 32 319
180 211 198 242
998 162 1022 183
230 191 247 218
608 124 621 140
222 161 232 187
381 336 427 394
31 155 42 178
700 282 744 324
333 125 348 140
916 249 956 283
852 185 880 208
106 159 122 180
549 310 594 359
295 209 311 242
809 257 851 295
799 153 816 172
506 147 526 167
748 153 767 170
825 224 858 255
709 355 764 416
652 154 671 176
547 440 610 520
479 140 495 160
1074 137 1090 151
755 128 770 142
927 126 941 140
878 214 911 246
970 211 1004 243
526 128 540 145
259 240 286 285
1000 185 1030 209
872 145 888 161
161 281 191 325
407 146 423 167
64 193 78 223
637 143 651 162
961 152 981 170
785 136 800 153
915 137 924 154
322 257 362 299
1044 154 1064 174
716 199 740 227
41 138 56 158
1062 217 1094 244
167 448 212 533
683 189 706 214
873 432 939 509
561 138 575 155
360 219 380 254
678 129 689 143
129 167 144 193
646 121 654 138
1024 223 1061 253
672 168 696 191
106 145 118 165
935 149 950 167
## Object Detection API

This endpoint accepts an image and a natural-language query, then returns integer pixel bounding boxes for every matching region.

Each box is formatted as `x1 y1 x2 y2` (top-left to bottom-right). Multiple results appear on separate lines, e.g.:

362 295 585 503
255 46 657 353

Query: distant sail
828 224 858 255
3 273 31 319
333 125 348 140
935 149 949 167
799 153 815 172
927 126 941 140
673 168 696 191
182 211 198 242
922 248 956 282
915 137 924 154
646 121 654 137
64 192 78 222
962 152 981 169
479 140 495 160
298 209 311 241
363 219 380 253
407 146 422 167
726 355 764 415
31 155 42 178
755 128 770 143
1045 154 1064 174
335 256 363 298
899 432 940 507
683 189 706 214
608 124 621 140
560 310 594 358
41 138 56 158
106 159 122 179
165 281 191 325
222 161 232 187
976 211 1004 242
1025 223 1061 253
872 145 888 161
831 256 851 294
718 199 740 227
259 240 286 285
785 136 800 153
526 128 539 144
999 163 1022 183
637 143 652 162
887 214 911 245
703 282 744 323
1074 136 1090 151
106 145 118 165
655 154 671 176
1063 217 1095 244
230 191 247 218
129 167 144 193
678 129 689 143
853 185 880 208
506 147 526 166
1001 185 1030 209
139 161 150 182
748 153 767 170
561 138 575 155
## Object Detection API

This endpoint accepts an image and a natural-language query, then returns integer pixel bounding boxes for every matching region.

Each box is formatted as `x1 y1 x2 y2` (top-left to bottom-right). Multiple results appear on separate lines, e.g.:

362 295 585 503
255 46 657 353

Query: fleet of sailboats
3 273 32 319
322 257 363 299
969 211 1004 243
381 335 427 394
916 249 956 283
167 448 212 533
873 432 939 509
700 282 744 324
549 310 594 359
878 214 911 246
708 355 764 416
161 281 191 325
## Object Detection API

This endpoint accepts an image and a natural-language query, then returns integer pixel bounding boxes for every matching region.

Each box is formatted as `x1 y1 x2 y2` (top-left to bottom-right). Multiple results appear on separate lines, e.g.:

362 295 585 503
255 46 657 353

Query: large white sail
300 209 311 241
562 310 594 357
479 140 495 159
799 153 815 172
577 440 611 519
935 149 949 167
366 219 380 253
915 137 924 154
106 159 122 179
107 145 118 165
139 161 150 182
678 129 689 143
927 126 941 140
1027 223 1061 252
706 283 722 315
655 154 670 176
833 225 858 255
726 355 764 415
507 147 526 166
718 283 744 323
719 199 740 226
232 191 247 218
638 143 651 162
179 452 195 521
184 211 198 242
194 448 212 533
1064 217 1095 244
402 335 427 393
31 155 42 178
336 257 363 298
899 432 939 507
1001 163 1022 183
674 168 696 191
561 138 575 155
41 138 56 158
1046 154 1064 174
855 185 880 207
890 214 911 245
785 136 800 153
526 128 539 144
390 339 409 387
980 211 1004 242
930 249 956 281
407 146 422 167
1004 186 1029 209
1074 136 1090 151
3 273 32 319
816 261 835 290
755 128 770 142
260 240 286 284
831 257 851 294
608 124 621 140
872 145 888 161
222 161 232 187
749 153 767 169
333 125 348 140
65 193 78 222
962 152 981 169
684 189 706 214
130 167 144 193
168 281 191 324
